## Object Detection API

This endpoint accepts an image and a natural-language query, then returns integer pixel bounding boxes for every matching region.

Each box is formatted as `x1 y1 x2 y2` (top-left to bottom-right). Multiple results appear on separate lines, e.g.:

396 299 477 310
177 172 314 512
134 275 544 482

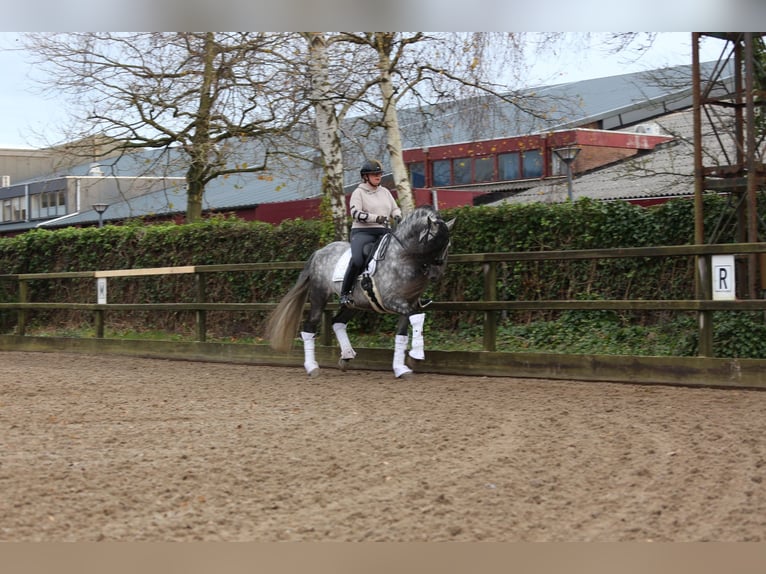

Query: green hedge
0 195 753 340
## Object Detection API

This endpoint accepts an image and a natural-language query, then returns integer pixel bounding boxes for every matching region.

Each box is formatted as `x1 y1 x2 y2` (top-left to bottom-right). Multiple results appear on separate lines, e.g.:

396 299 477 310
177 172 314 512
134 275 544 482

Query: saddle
332 234 391 283
332 235 392 312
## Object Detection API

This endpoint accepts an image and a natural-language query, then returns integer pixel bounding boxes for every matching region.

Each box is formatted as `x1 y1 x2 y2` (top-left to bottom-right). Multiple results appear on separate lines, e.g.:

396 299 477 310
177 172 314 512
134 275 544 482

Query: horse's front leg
332 306 357 371
408 312 426 360
393 314 414 379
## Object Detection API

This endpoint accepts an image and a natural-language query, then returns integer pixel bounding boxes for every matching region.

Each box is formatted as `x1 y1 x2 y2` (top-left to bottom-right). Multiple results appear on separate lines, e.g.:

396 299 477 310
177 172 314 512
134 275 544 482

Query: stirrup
339 293 353 306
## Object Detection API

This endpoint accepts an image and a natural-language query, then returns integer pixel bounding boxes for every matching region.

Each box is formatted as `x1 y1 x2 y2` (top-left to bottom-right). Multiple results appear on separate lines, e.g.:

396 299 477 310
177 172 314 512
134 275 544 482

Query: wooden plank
195 261 306 272
427 299 766 311
0 302 279 311
448 242 766 263
1 335 765 389
5 299 766 313
94 266 196 278
17 271 95 280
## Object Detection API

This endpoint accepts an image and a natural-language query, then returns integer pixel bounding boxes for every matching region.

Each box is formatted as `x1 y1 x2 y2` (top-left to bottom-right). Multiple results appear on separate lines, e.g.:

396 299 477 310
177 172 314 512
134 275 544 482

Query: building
0 60 733 235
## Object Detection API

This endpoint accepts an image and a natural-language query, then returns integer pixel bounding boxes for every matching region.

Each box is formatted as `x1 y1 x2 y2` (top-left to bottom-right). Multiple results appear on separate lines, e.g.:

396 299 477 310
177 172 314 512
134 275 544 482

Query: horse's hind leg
300 331 320 377
299 290 331 378
393 315 414 379
332 307 357 371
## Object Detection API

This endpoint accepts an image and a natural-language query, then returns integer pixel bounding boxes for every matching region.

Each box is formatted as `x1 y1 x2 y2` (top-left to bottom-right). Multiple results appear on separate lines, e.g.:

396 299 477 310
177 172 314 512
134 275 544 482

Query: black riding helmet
360 159 383 178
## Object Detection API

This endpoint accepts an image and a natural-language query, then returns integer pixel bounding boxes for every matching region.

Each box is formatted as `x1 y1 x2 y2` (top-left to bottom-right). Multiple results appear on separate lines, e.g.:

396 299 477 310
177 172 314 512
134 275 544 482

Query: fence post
195 273 207 342
17 279 27 336
94 309 105 338
95 277 106 338
483 261 497 351
697 255 713 356
321 310 332 346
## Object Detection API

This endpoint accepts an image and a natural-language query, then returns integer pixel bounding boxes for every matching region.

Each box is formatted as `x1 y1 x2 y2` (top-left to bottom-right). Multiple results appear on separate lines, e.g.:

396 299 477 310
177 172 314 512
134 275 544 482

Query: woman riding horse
338 159 402 307
265 204 454 378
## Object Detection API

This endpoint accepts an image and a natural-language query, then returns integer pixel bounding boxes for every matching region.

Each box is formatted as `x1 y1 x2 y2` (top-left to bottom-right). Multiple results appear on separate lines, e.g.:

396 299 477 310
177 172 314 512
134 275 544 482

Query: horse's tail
264 262 312 353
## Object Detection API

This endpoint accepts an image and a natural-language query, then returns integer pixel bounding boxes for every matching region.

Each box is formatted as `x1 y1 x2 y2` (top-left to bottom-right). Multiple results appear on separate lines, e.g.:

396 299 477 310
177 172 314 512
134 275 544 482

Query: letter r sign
711 255 735 300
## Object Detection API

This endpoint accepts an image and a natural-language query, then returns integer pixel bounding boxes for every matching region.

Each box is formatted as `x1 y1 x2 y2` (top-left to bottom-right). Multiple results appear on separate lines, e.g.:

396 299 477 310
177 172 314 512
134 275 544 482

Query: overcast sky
0 32 730 149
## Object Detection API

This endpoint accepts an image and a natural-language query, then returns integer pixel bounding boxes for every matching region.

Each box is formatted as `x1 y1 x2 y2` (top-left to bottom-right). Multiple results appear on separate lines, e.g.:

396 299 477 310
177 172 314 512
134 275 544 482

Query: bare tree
300 32 382 241
21 32 307 222
20 32 662 229
334 32 612 214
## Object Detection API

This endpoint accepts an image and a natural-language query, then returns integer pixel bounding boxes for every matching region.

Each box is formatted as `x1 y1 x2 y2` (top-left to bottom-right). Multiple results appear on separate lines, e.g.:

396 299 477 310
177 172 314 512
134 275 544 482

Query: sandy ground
1 350 765 542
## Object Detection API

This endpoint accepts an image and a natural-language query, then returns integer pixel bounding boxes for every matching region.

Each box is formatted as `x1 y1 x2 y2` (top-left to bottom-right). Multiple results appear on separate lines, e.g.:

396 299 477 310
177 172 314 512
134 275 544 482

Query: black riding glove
375 215 388 224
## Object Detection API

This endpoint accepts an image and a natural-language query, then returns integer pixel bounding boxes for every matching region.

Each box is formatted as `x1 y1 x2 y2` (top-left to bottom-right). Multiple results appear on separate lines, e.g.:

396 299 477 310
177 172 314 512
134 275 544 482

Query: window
408 162 425 188
474 156 495 182
2 200 12 222
432 159 451 187
522 149 543 178
31 190 66 219
14 197 26 221
498 152 520 180
2 197 26 222
453 158 471 185
53 190 66 216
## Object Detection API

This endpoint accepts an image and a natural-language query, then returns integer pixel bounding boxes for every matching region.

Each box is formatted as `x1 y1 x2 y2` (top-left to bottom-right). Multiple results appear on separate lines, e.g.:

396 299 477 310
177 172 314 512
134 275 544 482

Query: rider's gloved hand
375 215 388 224
393 215 401 225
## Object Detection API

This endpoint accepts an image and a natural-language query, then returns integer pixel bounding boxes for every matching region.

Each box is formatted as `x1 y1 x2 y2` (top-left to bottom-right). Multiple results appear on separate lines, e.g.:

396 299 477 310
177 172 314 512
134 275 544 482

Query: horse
265 205 455 378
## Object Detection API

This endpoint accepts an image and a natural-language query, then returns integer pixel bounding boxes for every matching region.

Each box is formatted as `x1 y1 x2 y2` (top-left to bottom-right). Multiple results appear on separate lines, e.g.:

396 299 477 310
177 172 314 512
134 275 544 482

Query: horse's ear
445 217 456 231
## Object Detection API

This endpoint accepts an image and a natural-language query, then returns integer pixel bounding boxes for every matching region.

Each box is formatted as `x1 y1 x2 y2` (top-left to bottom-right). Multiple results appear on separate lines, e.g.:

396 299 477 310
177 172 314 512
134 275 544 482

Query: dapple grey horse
265 205 455 378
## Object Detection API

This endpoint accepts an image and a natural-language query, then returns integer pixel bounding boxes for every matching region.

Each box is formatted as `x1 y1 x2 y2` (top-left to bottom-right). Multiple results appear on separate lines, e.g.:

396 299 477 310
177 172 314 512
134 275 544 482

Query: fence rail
2 241 766 370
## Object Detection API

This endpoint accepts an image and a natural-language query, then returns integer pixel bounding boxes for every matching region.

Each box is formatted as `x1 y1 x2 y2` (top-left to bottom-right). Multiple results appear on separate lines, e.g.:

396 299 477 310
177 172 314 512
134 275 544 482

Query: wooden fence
2 243 766 388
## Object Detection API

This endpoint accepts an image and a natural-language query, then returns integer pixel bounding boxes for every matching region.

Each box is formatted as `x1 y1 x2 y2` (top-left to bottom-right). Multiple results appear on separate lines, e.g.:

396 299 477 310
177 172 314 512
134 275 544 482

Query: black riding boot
339 262 359 306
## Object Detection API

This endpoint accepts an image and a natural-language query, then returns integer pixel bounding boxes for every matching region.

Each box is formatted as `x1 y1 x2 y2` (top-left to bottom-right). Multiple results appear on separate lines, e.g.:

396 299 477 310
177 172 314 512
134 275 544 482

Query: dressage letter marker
96 277 107 304
711 255 735 301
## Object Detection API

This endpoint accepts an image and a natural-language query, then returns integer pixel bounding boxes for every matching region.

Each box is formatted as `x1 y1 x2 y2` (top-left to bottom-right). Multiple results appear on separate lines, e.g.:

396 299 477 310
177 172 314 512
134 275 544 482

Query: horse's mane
395 205 440 237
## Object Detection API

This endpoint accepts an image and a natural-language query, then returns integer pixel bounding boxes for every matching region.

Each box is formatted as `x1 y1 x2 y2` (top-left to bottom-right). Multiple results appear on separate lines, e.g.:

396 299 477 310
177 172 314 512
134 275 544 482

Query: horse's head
395 205 455 264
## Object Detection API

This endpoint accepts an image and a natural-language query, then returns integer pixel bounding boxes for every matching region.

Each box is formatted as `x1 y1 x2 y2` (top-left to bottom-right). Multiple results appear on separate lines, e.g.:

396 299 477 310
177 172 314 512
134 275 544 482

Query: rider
338 159 402 306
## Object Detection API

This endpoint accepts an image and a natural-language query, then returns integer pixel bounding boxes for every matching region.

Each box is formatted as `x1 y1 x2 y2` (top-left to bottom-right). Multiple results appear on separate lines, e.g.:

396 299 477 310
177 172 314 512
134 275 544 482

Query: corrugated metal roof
399 61 729 148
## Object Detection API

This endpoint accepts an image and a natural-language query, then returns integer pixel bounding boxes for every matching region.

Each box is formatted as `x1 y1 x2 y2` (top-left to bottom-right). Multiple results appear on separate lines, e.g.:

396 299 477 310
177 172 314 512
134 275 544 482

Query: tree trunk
376 49 415 215
306 33 348 241
185 173 204 222
185 32 217 223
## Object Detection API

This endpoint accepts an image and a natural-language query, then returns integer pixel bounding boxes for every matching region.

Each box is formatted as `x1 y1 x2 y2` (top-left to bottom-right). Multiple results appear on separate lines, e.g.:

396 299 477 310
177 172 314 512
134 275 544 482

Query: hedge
0 195 753 339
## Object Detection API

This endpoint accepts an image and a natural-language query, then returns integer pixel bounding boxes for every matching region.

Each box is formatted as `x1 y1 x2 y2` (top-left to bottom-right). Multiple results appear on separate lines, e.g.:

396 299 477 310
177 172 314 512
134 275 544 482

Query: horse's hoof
307 367 320 378
338 358 352 372
394 366 414 379
408 350 425 361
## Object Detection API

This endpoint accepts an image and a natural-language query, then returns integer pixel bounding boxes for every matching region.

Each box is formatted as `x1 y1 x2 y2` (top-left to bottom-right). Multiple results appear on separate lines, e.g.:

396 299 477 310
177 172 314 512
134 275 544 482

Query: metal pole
691 32 713 357
744 33 759 299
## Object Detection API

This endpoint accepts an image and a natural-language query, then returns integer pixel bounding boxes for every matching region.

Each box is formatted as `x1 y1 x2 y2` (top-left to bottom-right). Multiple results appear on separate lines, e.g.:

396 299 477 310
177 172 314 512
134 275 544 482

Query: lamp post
553 146 581 201
92 203 109 228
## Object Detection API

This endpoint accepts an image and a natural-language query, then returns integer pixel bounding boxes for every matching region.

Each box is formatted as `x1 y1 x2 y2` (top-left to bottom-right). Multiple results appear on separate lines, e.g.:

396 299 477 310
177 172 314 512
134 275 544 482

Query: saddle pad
331 237 387 283
332 249 352 282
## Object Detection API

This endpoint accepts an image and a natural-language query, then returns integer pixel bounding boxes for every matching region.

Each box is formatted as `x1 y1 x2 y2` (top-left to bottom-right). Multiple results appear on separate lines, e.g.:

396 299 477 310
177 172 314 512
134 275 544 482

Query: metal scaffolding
691 33 766 355
693 32 766 299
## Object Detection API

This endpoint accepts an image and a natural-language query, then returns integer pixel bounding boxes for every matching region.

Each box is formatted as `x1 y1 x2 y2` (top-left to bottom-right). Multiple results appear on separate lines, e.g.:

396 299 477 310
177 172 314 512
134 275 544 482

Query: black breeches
349 228 387 268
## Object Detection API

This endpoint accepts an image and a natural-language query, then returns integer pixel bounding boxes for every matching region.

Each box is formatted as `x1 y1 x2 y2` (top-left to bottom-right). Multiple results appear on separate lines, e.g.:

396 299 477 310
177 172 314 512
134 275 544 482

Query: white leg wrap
301 331 319 375
408 313 426 360
393 334 413 378
332 322 357 360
